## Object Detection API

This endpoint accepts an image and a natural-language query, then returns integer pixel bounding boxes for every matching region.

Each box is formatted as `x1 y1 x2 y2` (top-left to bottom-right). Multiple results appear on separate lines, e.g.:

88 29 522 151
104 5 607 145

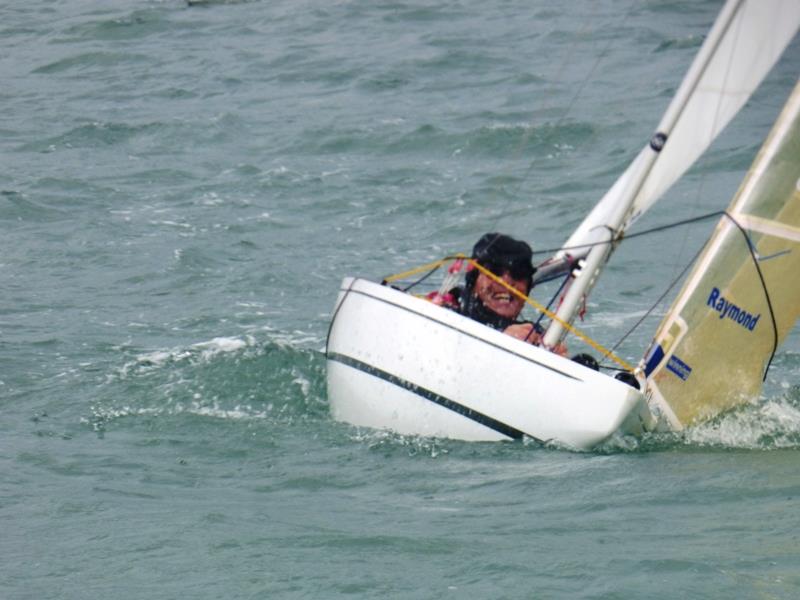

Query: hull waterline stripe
327 352 540 443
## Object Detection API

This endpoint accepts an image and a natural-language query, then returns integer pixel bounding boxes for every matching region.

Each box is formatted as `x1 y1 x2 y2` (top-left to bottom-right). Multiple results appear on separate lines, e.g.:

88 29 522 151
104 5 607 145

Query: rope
601 239 707 370
535 273 571 330
467 259 635 371
530 210 724 257
492 8 634 235
722 213 779 381
381 255 634 371
381 256 459 285
599 211 780 382
377 211 749 374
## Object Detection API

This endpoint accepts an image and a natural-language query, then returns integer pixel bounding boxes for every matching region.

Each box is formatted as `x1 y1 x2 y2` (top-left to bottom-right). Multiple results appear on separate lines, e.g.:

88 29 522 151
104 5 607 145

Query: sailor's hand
504 323 542 345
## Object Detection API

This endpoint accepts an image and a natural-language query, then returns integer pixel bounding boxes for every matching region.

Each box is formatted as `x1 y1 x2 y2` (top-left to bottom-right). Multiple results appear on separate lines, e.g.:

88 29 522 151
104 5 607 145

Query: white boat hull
327 278 654 450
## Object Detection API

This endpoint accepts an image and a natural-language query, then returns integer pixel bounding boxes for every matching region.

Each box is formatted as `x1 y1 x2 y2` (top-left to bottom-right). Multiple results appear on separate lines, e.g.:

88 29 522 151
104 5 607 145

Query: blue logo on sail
707 287 760 331
666 355 692 381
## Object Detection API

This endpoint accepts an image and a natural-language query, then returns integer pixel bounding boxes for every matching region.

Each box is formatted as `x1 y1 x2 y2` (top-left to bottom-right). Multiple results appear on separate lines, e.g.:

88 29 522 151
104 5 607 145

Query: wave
84 329 800 453
86 334 327 434
51 8 178 44
31 52 151 75
332 385 800 457
683 393 800 450
291 120 594 162
596 389 800 453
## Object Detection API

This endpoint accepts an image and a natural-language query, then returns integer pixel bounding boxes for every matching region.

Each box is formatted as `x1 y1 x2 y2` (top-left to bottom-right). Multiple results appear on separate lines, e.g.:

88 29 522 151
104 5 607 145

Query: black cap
467 233 535 290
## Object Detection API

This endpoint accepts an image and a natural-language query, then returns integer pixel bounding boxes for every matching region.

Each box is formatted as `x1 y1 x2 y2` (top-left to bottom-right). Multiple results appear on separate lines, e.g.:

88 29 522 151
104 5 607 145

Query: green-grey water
3 1 800 598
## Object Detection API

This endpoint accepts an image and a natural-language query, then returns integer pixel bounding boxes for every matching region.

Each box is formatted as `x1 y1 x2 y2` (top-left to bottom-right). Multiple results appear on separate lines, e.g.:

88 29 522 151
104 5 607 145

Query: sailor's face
473 271 528 319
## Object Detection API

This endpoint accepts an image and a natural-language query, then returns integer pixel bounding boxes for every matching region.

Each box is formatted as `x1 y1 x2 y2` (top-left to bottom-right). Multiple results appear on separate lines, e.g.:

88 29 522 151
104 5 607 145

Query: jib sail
643 80 800 429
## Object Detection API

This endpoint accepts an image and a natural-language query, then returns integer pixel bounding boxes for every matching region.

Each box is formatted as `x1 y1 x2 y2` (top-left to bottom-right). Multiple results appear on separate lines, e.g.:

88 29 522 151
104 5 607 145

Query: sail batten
733 215 800 244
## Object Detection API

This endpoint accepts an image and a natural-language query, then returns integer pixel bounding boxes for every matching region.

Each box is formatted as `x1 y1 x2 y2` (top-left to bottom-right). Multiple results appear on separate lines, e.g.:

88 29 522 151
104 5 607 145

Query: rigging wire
386 211 722 308
534 274 571 330
400 266 440 292
529 210 724 256
599 239 707 371
723 212 779 381
382 211 720 370
598 211 781 381
467 259 635 371
382 208 781 381
483 6 634 235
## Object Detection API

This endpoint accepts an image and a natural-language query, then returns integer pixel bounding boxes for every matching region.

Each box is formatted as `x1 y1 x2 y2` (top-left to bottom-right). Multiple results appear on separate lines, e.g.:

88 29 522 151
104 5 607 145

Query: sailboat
326 0 800 450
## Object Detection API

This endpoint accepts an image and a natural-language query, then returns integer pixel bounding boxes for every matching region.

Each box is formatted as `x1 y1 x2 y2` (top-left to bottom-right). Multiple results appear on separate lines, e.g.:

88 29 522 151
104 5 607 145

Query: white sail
564 0 800 253
642 79 800 428
543 0 800 346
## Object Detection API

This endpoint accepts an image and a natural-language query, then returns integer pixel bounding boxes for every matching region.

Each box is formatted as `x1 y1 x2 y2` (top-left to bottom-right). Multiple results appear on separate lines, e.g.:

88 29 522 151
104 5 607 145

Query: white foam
685 395 800 449
84 401 272 428
115 335 257 379
191 336 252 353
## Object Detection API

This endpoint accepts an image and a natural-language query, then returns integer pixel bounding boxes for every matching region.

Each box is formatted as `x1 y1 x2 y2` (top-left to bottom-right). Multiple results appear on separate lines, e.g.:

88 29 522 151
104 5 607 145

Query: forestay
642 80 800 428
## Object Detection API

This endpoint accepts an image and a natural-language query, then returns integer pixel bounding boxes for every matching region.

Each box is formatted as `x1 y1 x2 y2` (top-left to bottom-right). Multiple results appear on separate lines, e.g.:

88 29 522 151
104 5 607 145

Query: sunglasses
480 258 533 282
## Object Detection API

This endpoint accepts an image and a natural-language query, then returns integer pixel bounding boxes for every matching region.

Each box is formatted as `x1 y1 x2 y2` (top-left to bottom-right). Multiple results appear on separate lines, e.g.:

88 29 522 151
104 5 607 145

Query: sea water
2 1 800 598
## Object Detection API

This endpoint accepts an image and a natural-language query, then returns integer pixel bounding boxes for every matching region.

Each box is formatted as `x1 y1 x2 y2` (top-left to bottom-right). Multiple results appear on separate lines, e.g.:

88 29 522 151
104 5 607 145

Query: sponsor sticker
666 355 692 381
707 287 760 331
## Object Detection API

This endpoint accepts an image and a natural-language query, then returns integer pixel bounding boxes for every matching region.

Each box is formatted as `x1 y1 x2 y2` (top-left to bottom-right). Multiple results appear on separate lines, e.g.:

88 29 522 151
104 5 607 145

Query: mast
542 0 800 347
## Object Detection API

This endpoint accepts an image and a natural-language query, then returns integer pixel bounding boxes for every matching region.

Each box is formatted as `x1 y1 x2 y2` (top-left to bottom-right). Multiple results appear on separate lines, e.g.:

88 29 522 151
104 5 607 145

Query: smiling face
472 270 529 319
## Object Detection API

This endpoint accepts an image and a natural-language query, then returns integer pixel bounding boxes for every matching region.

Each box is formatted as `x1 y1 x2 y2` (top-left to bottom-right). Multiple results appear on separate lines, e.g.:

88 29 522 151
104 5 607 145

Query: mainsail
643 80 800 428
542 0 800 346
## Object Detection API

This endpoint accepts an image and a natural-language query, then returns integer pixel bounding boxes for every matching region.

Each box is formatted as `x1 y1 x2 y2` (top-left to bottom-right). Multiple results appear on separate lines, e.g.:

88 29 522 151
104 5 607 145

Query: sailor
459 232 567 355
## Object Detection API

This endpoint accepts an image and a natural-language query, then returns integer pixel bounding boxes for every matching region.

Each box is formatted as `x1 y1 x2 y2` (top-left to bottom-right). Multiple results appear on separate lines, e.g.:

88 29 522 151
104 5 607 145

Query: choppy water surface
2 1 800 598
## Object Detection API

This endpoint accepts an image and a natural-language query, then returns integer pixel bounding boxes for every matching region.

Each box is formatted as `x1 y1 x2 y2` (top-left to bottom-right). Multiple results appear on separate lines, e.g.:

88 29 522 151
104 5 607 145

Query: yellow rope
467 259 634 371
382 255 633 371
382 256 461 284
